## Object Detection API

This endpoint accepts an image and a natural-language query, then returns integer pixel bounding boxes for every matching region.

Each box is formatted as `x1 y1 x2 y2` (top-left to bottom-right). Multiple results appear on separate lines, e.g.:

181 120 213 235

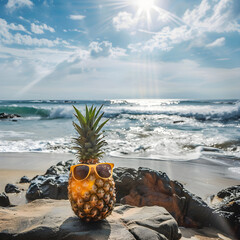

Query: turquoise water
0 99 240 174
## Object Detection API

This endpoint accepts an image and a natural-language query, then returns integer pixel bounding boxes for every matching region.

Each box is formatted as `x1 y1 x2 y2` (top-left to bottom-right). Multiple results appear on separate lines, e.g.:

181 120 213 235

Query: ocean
0 99 240 174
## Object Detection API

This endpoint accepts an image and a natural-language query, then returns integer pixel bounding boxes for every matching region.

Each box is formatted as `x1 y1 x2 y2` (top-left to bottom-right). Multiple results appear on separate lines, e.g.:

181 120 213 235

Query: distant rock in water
19 176 31 183
0 192 10 207
5 184 21 193
173 120 184 124
0 113 21 119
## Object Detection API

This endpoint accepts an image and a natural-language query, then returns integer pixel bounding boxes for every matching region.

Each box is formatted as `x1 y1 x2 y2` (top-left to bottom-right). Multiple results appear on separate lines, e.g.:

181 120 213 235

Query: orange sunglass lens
74 165 89 180
96 164 112 178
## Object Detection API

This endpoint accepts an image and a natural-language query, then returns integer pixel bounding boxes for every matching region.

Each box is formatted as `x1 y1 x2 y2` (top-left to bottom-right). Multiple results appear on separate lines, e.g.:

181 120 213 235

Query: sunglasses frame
70 162 114 181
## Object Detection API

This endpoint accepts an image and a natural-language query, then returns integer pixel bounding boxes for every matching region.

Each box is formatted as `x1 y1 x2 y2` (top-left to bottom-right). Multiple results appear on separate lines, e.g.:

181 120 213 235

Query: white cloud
69 15 85 20
0 18 64 47
63 29 87 34
128 0 240 53
113 12 137 31
0 40 239 99
206 37 225 48
24 58 240 99
6 0 33 11
183 0 240 33
31 23 55 34
13 34 60 47
89 41 127 58
128 26 192 52
0 18 28 33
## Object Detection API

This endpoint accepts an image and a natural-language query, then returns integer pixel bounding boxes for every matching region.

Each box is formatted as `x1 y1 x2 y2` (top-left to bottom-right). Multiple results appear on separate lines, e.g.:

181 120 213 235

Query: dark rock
20 176 30 183
45 159 75 175
25 160 237 237
211 185 240 238
119 167 213 228
113 167 138 202
5 183 21 193
0 199 181 240
0 113 21 119
0 192 10 207
26 174 68 200
173 121 184 124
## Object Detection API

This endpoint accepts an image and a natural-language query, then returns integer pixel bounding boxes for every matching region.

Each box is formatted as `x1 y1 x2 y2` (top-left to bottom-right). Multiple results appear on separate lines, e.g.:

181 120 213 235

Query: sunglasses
70 163 114 181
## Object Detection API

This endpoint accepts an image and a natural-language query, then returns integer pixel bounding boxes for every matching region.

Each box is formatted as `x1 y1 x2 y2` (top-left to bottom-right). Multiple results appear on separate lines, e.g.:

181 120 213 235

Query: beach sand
0 152 239 239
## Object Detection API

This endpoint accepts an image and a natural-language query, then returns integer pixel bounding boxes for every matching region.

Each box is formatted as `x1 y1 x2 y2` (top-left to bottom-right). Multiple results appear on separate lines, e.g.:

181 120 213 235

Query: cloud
6 0 33 11
206 37 225 48
128 0 240 53
24 57 240 99
0 38 239 99
63 29 87 34
89 41 127 58
31 23 55 34
0 18 28 33
0 18 64 47
113 12 137 31
69 15 85 20
183 0 240 33
128 25 191 52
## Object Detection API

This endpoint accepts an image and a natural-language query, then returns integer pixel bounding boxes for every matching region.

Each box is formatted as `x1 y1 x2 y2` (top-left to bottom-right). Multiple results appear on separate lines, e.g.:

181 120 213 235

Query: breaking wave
0 100 240 122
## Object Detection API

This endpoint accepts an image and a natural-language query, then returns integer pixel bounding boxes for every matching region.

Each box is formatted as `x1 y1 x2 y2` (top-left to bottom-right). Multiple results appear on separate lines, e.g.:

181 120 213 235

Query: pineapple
68 105 116 221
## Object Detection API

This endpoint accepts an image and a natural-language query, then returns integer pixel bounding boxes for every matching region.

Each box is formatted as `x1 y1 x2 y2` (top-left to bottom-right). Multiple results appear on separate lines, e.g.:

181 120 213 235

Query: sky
0 0 240 100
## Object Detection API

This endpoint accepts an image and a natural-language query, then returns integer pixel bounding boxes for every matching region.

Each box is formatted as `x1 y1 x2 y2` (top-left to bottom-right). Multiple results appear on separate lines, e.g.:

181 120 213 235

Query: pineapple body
68 169 116 221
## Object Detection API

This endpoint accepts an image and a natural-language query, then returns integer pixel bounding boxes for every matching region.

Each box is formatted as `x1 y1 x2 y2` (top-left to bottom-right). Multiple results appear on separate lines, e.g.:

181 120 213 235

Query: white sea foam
0 138 72 153
0 131 33 138
0 99 239 164
228 167 240 175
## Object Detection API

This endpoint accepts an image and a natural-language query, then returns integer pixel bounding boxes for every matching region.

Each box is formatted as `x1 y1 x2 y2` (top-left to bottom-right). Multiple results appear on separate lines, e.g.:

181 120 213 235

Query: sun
134 0 155 11
130 0 156 24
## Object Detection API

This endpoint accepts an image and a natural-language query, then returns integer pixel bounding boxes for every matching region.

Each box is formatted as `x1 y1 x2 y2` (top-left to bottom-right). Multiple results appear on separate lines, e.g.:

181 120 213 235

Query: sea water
0 99 240 174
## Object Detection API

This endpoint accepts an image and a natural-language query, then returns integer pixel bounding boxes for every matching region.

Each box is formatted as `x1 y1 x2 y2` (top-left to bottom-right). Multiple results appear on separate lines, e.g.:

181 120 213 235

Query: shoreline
0 152 239 200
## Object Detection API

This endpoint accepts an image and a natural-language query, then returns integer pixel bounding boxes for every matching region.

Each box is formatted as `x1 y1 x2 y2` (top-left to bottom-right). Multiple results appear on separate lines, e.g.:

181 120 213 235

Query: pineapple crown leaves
72 104 109 161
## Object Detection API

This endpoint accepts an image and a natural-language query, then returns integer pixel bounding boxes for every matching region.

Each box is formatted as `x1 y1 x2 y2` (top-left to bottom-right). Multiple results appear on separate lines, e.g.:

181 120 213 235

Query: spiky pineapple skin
68 170 116 221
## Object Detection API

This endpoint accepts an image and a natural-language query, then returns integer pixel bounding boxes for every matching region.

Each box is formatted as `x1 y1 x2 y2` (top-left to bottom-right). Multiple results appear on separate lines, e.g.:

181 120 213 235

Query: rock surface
26 160 74 200
0 199 181 240
19 176 30 183
5 183 21 193
0 113 20 119
115 167 213 228
25 160 238 237
211 185 240 238
0 193 10 207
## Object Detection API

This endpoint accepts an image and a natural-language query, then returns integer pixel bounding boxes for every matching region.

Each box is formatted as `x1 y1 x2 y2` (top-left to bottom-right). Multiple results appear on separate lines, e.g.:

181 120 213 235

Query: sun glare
134 0 155 11
129 0 157 24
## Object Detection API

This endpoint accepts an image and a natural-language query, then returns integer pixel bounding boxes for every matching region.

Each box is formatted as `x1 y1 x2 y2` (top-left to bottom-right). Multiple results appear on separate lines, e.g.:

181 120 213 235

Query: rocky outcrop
114 167 213 228
25 160 238 237
0 193 10 207
19 176 30 183
26 160 75 200
0 113 21 119
5 183 21 193
211 185 240 238
0 199 181 240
